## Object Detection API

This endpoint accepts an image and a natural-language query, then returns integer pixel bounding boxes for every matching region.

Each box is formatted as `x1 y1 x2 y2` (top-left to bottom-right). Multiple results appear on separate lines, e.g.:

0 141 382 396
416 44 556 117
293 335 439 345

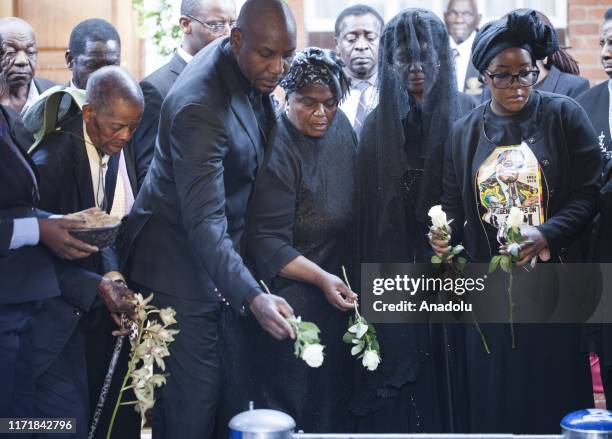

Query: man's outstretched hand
98 278 137 336
249 293 295 340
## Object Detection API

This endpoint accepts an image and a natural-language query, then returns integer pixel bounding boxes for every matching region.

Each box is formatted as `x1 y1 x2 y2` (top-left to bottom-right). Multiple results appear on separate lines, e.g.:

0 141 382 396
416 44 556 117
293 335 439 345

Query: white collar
449 31 476 52
82 120 109 165
177 46 194 64
22 80 40 113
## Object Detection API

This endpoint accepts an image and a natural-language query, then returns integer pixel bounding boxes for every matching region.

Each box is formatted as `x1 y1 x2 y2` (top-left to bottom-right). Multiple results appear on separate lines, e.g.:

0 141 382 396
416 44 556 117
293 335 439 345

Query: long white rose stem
341 265 360 319
260 280 272 295
88 335 125 439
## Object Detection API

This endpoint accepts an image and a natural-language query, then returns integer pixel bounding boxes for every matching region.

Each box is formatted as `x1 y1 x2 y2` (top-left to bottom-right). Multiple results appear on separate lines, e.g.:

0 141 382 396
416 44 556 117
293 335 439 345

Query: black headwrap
471 9 559 73
359 8 460 262
280 47 350 103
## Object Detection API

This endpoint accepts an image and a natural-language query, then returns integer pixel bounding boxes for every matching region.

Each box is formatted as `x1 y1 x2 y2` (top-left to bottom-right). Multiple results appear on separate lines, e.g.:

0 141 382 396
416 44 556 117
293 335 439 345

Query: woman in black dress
244 47 357 433
431 10 601 433
355 9 475 433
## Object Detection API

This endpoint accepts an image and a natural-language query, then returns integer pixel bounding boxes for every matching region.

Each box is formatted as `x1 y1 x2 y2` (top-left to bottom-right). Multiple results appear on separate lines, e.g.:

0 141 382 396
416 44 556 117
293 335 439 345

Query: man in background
335 4 383 138
444 0 482 96
127 0 237 190
65 18 121 90
0 17 55 114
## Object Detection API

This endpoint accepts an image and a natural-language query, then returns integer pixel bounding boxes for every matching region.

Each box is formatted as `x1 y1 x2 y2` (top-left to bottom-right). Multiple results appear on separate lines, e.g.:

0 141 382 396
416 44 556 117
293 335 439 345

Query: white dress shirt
21 80 40 114
339 73 379 127
608 79 612 143
177 46 194 64
449 31 476 92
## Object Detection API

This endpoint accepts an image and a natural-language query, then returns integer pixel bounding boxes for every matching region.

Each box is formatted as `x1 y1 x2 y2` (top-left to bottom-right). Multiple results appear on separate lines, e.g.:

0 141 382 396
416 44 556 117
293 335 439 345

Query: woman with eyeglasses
430 10 601 433
355 9 476 433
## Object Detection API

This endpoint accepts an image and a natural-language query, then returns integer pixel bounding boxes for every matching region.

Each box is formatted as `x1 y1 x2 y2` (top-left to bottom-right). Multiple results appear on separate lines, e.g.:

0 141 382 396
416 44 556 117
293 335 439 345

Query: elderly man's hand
98 278 137 336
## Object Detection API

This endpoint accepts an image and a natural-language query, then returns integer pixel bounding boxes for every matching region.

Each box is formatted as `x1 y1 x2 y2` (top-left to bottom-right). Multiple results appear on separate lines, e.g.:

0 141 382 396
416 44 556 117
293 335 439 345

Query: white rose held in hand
507 207 524 230
301 343 325 368
428 205 448 230
362 350 381 371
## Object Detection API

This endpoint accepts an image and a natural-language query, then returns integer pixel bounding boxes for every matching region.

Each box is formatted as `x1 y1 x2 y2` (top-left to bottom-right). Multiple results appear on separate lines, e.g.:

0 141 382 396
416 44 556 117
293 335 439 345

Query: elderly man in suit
0 17 56 115
31 66 143 439
444 0 482 96
127 0 237 190
122 0 297 436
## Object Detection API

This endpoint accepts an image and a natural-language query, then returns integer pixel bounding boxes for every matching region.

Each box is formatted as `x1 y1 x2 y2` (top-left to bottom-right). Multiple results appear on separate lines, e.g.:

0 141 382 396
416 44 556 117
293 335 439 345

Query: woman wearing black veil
354 9 475 433
431 10 600 433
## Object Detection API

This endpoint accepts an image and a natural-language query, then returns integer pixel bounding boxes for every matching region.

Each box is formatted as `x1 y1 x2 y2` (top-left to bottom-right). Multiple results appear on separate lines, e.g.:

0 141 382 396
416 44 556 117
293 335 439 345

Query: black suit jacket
33 76 57 94
123 38 270 311
126 52 187 190
0 105 61 304
577 80 612 155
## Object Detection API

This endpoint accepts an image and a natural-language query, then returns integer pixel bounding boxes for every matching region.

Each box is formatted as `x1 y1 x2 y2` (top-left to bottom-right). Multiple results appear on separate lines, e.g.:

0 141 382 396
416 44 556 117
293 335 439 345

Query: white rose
362 350 381 371
428 205 448 230
506 207 524 230
301 343 325 368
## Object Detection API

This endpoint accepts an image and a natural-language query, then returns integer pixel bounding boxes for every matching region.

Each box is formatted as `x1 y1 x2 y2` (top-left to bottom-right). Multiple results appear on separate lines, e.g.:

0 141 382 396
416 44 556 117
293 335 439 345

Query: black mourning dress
244 111 358 433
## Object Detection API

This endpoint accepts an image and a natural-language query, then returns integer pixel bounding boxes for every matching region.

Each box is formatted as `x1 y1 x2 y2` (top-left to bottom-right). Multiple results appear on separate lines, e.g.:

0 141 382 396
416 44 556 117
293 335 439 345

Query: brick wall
568 0 609 85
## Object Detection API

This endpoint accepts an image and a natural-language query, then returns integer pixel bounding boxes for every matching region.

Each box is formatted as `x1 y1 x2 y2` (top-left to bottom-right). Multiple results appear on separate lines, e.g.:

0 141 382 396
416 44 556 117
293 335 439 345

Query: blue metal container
561 409 612 439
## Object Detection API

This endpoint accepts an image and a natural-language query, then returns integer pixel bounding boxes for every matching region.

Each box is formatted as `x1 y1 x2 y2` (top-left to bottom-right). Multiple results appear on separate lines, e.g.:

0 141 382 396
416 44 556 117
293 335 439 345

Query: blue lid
561 410 612 432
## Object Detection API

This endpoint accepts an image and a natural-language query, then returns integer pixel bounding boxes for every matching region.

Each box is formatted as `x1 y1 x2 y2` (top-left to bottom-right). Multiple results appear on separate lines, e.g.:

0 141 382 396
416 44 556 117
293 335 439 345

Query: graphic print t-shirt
477 142 544 229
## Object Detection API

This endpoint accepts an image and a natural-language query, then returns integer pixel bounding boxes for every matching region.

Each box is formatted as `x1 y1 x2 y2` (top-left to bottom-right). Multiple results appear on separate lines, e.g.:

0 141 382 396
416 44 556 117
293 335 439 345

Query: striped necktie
353 80 371 139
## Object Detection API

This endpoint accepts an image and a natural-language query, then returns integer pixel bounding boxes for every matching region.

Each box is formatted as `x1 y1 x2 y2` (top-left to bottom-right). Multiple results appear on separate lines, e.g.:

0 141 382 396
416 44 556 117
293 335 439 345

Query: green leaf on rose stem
452 245 465 256
352 338 361 344
355 323 369 339
367 323 376 334
488 255 501 273
351 342 365 356
370 338 380 352
500 255 512 273
300 322 320 334
431 255 442 264
457 256 467 266
348 323 359 334
342 331 354 344
300 329 319 344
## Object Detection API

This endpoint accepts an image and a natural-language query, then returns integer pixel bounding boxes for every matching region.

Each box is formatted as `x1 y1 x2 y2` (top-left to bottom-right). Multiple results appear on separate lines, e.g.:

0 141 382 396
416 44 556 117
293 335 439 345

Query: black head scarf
471 9 559 73
280 47 350 103
359 8 460 262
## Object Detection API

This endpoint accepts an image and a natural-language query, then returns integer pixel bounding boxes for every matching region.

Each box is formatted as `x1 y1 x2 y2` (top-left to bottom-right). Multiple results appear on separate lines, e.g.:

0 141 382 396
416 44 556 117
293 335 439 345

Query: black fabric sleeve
131 80 164 190
31 133 70 213
441 125 466 246
246 137 302 283
537 101 601 249
0 219 15 256
169 103 263 311
54 259 102 311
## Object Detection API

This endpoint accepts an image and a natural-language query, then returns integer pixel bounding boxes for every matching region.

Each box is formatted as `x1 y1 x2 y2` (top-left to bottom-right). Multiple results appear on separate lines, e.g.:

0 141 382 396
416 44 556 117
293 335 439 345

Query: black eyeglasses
484 69 540 89
186 15 236 36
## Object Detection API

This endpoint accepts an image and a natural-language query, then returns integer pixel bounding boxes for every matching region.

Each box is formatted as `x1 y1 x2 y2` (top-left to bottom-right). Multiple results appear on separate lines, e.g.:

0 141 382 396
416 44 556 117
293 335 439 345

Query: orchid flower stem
507 267 515 349
106 319 145 439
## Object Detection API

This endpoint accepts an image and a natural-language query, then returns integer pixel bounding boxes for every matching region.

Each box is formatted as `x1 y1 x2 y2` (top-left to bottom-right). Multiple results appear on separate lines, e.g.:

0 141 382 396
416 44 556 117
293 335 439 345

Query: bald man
444 0 482 95
127 0 237 190
0 17 56 115
121 0 296 436
32 66 143 439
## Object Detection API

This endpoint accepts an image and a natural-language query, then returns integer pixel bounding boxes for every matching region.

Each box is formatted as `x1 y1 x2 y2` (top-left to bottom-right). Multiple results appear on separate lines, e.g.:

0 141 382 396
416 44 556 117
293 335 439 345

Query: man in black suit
0 17 56 115
577 8 612 159
128 0 237 190
31 66 143 439
122 0 297 436
65 19 121 90
0 94 106 421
